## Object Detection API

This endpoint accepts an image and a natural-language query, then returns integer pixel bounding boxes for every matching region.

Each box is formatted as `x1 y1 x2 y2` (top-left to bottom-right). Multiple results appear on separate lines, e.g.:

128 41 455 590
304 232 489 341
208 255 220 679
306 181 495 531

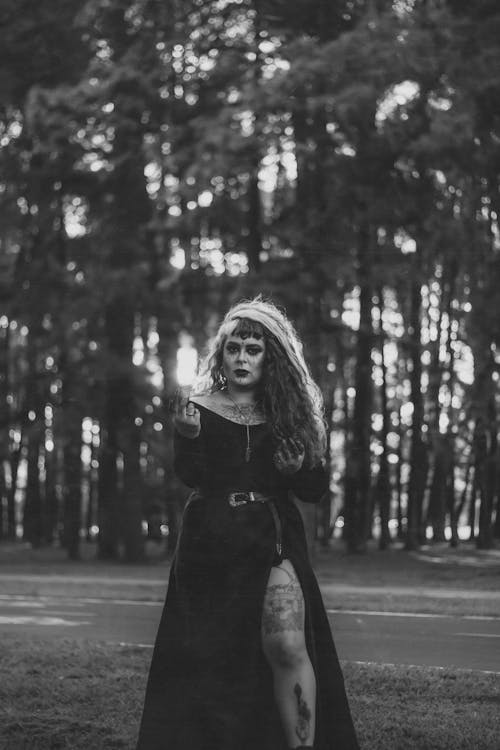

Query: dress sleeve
173 429 207 487
288 461 329 504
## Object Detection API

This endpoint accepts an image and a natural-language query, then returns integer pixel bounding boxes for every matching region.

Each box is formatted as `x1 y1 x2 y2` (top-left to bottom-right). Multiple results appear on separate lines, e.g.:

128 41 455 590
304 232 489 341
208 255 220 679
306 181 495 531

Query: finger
273 450 285 466
290 438 305 457
185 401 197 418
174 395 189 418
173 389 182 411
280 440 293 462
276 442 289 459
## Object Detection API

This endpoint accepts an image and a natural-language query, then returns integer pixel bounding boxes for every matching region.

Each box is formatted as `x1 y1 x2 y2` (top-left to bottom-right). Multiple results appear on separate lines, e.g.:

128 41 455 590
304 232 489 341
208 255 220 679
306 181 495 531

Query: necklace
225 392 259 462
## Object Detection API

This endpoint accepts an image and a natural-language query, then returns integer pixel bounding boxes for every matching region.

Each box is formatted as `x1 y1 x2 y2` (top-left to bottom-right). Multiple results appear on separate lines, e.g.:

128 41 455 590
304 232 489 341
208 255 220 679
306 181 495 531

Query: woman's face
222 334 266 392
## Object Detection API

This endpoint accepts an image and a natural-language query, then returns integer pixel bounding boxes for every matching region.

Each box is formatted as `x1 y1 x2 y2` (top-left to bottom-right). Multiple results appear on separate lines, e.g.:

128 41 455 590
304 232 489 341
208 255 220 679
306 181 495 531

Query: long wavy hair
193 297 327 467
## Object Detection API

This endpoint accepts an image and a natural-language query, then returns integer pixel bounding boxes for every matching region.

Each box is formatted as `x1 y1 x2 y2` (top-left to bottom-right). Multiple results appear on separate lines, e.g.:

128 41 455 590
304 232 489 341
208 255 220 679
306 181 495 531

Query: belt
227 491 282 561
227 490 273 507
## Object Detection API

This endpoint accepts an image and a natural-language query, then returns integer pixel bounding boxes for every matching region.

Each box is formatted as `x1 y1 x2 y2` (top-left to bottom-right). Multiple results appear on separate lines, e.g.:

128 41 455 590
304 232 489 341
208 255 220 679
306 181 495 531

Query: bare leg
261 559 316 748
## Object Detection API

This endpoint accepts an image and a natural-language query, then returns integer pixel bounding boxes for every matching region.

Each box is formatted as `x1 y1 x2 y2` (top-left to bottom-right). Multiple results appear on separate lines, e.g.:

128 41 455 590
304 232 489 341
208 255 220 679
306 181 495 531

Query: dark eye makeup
225 341 263 355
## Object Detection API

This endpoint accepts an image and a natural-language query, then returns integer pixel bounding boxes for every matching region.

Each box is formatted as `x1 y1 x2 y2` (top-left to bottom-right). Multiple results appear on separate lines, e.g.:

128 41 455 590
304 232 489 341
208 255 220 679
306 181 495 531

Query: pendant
245 424 251 462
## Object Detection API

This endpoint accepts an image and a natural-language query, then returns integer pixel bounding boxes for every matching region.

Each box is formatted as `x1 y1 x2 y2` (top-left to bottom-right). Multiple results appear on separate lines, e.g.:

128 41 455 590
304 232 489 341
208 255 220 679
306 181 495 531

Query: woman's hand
173 393 201 439
273 438 305 475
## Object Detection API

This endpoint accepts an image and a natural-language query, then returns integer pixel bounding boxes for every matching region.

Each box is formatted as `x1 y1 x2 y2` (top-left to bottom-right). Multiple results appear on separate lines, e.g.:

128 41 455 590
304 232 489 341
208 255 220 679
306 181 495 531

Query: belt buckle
228 491 254 507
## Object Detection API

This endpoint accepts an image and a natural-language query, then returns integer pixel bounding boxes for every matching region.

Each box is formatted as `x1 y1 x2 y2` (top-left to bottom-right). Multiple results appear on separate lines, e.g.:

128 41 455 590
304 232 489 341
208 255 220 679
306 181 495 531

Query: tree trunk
477 456 495 549
320 381 335 545
0 323 10 539
427 437 449 542
345 262 372 553
406 273 427 550
395 396 405 540
86 434 100 540
100 299 144 562
57 344 85 559
97 428 120 559
494 458 500 539
468 465 478 540
448 464 459 548
93 11 152 562
474 418 492 549
23 425 43 547
448 456 470 546
122 434 144 562
376 298 391 550
22 327 46 546
62 418 82 560
43 443 58 545
6 439 22 540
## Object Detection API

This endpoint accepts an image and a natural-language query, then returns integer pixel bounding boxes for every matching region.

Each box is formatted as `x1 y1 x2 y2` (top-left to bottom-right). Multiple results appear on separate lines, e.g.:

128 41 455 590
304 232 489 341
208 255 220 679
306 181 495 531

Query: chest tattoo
215 403 266 425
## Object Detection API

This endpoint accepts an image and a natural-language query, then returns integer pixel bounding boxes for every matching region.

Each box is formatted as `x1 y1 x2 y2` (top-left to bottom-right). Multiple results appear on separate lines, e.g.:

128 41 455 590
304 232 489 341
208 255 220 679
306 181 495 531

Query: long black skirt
136 492 359 750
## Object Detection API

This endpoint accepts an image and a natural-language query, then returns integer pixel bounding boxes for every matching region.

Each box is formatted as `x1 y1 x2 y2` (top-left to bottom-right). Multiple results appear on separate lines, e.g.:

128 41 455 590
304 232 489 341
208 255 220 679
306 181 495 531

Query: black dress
136 404 359 750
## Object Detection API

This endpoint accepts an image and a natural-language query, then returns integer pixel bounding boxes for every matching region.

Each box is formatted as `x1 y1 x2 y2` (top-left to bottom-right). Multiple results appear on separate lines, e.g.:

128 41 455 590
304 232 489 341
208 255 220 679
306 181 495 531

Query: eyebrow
225 339 264 347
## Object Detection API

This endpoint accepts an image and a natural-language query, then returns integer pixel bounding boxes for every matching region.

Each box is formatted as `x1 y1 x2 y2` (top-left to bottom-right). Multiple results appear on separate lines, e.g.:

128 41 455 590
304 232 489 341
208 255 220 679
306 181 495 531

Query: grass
321 591 500 617
346 661 500 750
0 638 141 750
1 636 499 750
312 541 500 591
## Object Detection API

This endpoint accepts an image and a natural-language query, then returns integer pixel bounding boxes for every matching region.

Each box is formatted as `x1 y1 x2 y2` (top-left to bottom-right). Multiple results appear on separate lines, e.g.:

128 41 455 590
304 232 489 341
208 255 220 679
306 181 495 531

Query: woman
136 298 359 750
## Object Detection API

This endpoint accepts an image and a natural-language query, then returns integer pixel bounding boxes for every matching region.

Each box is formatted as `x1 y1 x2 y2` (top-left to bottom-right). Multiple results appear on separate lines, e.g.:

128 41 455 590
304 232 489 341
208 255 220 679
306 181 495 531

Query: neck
225 384 257 404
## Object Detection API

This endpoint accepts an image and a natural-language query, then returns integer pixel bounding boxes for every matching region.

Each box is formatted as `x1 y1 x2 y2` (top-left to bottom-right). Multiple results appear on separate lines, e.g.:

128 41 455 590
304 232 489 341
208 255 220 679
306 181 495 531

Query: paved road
0 593 498 673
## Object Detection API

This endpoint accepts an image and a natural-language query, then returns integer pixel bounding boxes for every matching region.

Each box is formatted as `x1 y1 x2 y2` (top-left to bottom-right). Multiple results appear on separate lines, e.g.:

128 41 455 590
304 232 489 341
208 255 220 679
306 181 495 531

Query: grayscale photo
0 1 499 749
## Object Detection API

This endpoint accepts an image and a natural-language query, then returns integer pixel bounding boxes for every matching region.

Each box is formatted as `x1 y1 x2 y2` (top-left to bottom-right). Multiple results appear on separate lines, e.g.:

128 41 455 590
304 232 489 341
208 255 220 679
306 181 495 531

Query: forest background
0 0 499 562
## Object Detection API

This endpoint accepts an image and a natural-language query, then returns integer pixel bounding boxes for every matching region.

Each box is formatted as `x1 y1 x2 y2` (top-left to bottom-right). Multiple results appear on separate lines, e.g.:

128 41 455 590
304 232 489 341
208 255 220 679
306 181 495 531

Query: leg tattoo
294 683 312 743
261 563 316 748
262 578 304 635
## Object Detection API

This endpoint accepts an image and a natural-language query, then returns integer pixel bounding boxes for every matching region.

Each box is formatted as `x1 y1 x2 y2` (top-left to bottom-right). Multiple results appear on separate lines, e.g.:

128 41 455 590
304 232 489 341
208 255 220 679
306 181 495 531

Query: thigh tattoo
262 574 304 635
